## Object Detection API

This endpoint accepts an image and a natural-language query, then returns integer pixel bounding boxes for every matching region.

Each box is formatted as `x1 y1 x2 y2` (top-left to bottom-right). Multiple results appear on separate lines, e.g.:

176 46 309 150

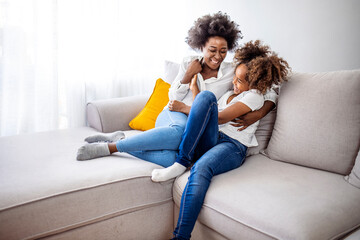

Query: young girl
151 40 290 240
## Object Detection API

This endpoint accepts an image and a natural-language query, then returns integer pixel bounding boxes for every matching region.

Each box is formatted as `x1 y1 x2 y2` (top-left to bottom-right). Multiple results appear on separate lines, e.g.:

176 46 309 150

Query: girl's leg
151 91 219 182
173 137 247 240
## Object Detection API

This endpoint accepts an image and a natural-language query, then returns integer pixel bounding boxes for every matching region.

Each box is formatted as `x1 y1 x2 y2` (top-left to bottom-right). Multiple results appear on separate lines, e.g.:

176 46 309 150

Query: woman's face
202 36 228 70
233 64 249 94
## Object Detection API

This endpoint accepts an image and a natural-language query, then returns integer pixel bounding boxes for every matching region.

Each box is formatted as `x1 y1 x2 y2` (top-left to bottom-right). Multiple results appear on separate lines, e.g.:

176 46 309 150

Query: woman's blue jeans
173 91 247 240
115 108 187 167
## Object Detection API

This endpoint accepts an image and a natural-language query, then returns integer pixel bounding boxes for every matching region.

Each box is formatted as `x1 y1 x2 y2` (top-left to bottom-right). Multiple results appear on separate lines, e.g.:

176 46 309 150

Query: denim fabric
176 91 219 168
115 108 187 167
173 91 247 240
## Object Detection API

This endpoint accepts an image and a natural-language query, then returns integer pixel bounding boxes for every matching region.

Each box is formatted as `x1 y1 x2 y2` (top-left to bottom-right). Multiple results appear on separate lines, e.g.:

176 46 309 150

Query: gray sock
77 143 111 161
84 131 125 143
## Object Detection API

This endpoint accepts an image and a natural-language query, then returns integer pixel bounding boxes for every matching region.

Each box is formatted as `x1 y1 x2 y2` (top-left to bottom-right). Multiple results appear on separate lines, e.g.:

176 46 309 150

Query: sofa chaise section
0 127 174 240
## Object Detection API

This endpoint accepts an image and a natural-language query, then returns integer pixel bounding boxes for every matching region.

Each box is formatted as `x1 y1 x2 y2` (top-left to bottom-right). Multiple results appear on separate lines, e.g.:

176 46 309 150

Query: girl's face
233 64 250 94
202 36 228 70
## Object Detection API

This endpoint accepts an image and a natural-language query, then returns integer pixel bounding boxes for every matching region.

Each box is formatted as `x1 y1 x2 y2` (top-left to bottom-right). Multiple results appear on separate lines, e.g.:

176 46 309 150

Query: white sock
77 143 110 160
151 162 186 182
84 131 125 143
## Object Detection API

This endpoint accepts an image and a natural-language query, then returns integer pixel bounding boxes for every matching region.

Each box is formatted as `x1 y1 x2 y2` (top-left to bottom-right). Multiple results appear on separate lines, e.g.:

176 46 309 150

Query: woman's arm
230 100 275 130
168 100 191 115
181 59 202 84
168 72 200 115
168 58 202 102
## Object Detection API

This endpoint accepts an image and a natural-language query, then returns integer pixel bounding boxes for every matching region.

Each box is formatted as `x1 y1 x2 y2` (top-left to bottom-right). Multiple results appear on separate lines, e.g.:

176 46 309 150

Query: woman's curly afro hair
234 40 291 94
186 12 243 51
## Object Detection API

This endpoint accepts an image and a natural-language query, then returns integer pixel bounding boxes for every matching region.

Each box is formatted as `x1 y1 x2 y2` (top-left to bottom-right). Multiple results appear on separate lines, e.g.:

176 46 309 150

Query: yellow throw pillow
129 78 171 131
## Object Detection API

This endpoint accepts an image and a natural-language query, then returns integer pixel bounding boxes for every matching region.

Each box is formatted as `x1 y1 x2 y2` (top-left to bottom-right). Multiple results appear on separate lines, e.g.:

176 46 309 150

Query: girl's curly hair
247 55 290 94
234 40 290 94
234 40 270 65
186 12 243 51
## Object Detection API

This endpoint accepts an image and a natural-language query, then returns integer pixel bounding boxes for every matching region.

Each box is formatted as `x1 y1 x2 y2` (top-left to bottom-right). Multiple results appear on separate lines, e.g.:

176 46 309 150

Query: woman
77 12 240 164
76 13 275 170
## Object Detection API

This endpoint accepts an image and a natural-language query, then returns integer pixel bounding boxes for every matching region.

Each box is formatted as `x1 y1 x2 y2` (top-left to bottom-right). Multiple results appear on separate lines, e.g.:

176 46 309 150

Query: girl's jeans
115 108 187 167
173 91 247 240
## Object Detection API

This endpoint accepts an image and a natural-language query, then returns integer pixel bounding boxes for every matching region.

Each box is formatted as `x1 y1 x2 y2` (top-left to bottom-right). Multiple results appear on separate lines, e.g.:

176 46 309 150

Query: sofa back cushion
247 109 277 156
345 149 360 188
265 70 360 175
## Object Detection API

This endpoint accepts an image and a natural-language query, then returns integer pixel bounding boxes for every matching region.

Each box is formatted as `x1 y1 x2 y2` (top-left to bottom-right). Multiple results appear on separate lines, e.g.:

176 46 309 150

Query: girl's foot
151 163 186 182
84 131 125 143
77 143 110 160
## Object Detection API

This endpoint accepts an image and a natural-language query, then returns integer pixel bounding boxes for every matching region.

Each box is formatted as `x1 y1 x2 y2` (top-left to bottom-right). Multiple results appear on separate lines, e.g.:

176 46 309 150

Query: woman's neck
201 63 219 80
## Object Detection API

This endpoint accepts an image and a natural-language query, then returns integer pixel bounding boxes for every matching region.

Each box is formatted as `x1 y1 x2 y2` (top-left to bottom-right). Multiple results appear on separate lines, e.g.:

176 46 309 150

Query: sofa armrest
87 94 149 132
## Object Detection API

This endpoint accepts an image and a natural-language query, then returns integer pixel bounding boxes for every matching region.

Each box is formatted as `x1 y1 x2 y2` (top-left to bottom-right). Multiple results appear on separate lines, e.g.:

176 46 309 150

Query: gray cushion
87 95 148 132
0 128 173 239
173 154 360 240
265 70 360 174
345 149 360 188
247 109 277 156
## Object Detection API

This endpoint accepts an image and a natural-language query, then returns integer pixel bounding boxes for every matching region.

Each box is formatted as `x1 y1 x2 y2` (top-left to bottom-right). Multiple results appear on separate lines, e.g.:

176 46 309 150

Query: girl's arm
218 102 252 125
230 101 275 130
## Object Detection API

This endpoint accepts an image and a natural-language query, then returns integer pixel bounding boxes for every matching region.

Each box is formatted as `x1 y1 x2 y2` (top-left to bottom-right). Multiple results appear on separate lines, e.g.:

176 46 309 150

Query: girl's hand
181 59 202 84
230 110 262 131
168 100 191 115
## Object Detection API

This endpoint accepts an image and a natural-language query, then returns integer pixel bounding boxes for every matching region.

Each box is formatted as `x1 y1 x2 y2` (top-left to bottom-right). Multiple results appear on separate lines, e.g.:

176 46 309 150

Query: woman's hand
168 100 191 115
181 59 202 84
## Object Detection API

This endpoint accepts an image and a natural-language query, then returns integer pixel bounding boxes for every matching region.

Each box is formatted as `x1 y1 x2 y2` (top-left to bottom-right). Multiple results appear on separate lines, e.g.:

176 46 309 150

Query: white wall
161 0 360 72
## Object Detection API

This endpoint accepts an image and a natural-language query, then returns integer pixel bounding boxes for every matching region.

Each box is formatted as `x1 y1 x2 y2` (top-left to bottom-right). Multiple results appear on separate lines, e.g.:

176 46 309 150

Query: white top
218 90 264 147
168 56 278 107
168 56 235 106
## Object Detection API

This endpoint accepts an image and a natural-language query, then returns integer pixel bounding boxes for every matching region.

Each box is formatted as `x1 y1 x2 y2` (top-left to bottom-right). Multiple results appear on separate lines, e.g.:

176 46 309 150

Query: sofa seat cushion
0 127 173 240
173 154 360 240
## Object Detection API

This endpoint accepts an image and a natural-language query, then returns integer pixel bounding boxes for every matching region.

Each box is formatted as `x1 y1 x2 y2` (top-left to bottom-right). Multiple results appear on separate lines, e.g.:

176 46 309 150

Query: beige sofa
0 68 360 240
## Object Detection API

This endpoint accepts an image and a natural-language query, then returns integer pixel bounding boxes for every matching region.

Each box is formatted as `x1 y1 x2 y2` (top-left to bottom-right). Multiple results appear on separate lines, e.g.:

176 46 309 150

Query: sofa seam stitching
0 175 174 212
25 197 174 240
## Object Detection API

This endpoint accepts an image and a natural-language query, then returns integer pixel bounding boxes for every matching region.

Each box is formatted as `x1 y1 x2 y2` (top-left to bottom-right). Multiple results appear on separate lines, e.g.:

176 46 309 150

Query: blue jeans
115 108 187 167
173 91 247 240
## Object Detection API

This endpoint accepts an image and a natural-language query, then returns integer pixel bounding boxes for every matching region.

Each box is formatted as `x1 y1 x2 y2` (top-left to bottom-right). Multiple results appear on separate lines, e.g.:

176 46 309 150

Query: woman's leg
116 108 187 152
173 136 247 240
152 91 219 182
125 150 177 168
77 109 187 162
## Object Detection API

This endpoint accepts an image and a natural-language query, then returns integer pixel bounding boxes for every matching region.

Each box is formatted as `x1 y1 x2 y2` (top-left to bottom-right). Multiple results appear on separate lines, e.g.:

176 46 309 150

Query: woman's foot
84 131 125 143
151 163 186 182
77 143 110 160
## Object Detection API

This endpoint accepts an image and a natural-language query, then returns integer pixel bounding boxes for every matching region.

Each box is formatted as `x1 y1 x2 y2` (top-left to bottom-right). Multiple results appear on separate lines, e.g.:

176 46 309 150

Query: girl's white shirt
218 90 264 147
